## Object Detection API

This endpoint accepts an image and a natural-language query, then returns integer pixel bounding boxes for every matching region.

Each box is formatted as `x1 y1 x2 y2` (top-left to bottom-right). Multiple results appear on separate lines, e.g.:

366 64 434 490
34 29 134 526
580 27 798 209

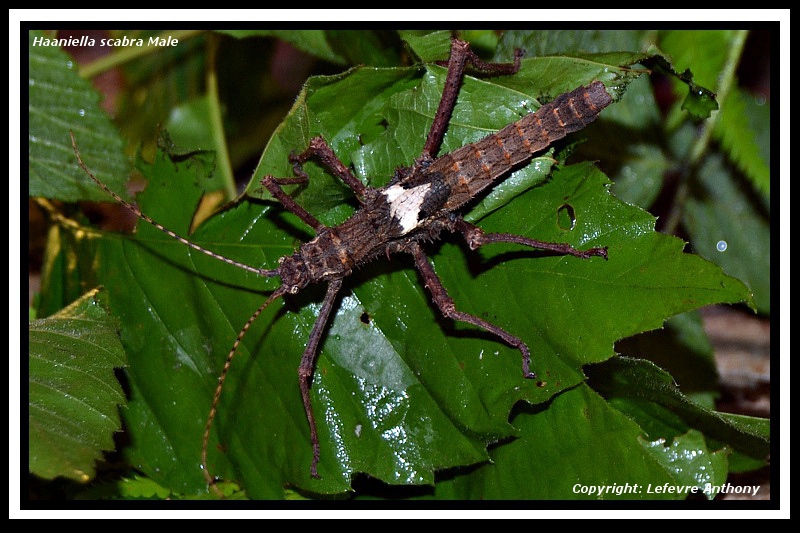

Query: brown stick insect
71 38 613 490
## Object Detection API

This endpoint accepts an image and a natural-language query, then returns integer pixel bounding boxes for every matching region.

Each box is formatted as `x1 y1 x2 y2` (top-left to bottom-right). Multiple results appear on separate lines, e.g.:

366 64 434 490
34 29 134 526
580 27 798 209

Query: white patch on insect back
382 183 432 235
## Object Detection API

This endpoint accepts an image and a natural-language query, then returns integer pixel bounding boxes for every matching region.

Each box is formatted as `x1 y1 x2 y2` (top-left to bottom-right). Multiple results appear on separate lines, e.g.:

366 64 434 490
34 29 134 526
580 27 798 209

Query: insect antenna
69 131 278 278
71 131 286 491
201 285 288 488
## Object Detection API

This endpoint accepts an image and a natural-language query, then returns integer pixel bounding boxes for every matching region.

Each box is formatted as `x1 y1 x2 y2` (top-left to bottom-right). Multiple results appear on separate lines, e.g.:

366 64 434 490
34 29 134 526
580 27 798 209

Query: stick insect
71 38 612 488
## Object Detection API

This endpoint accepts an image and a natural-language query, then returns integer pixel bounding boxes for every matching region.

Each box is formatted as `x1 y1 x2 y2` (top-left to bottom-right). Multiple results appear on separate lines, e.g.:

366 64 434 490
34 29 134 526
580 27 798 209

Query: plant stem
204 33 237 201
78 30 205 79
663 30 749 236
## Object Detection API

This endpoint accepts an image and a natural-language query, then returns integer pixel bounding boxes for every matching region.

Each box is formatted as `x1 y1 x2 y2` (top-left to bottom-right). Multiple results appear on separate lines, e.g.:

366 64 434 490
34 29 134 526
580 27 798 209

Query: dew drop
716 240 728 252
78 109 86 117
66 60 73 69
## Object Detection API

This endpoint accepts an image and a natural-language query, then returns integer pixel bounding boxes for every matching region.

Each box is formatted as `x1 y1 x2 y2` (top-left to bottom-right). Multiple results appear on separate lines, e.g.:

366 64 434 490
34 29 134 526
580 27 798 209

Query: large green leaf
412 384 679 500
36 34 758 500
29 289 127 482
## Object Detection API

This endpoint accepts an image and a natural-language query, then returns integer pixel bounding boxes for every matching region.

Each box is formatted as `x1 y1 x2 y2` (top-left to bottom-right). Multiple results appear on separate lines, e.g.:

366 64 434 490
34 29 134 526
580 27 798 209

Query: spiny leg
202 287 289 490
290 136 367 198
422 38 523 161
262 135 368 231
409 242 535 379
297 278 344 478
450 216 608 260
260 175 325 232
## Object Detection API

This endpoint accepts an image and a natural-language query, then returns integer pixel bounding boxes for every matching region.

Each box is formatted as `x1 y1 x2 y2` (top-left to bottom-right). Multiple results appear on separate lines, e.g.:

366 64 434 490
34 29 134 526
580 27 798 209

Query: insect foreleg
261 175 325 232
290 136 367 198
451 217 609 260
262 133 369 232
298 277 344 478
408 242 535 379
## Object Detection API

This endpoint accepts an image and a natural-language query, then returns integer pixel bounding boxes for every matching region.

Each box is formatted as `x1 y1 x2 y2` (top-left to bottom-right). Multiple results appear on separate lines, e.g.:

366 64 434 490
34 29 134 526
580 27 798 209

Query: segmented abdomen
430 81 613 212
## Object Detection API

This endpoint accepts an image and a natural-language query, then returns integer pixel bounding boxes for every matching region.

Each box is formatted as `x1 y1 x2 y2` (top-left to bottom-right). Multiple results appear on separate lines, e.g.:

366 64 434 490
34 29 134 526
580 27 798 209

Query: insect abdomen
433 81 612 212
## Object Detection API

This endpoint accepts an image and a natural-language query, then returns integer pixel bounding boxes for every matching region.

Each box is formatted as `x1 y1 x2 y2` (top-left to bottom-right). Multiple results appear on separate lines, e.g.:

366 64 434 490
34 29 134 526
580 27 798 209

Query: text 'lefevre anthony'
31 35 179 47
573 483 762 498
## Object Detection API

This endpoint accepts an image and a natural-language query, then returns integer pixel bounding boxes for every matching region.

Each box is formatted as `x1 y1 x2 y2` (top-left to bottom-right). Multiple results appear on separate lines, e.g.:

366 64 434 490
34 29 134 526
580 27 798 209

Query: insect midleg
408 242 535 379
261 134 369 231
451 217 609 260
297 278 344 479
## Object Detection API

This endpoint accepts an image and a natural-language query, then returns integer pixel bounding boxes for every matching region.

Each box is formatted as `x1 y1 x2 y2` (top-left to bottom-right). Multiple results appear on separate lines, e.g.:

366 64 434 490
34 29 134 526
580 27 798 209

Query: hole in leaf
557 203 577 231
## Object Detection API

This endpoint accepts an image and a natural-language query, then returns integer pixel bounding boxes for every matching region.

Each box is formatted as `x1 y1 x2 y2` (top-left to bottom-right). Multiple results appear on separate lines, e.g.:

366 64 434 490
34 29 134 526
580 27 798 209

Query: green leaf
587 357 769 461
680 86 719 119
713 85 771 197
117 474 173 499
659 30 737 92
498 28 652 58
29 288 127 482
400 30 456 62
413 384 679 500
28 30 129 201
644 39 728 120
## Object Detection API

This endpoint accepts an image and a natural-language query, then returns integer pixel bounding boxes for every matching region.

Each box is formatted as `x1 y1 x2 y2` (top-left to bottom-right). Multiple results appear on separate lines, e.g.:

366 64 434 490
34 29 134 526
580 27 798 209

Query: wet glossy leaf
639 429 730 497
680 86 719 119
29 289 127 482
588 357 769 461
418 384 678 500
28 30 129 202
